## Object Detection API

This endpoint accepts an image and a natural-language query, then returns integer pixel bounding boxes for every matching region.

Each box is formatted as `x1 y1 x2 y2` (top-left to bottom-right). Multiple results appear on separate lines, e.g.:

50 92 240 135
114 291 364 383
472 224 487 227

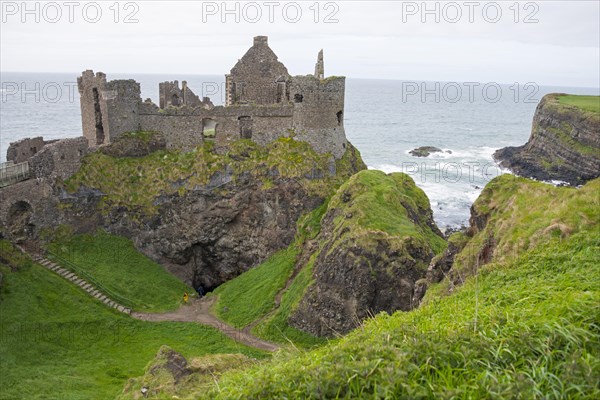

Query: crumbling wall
139 113 203 151
227 36 290 105
29 137 89 181
159 80 212 109
104 79 141 141
78 71 141 147
77 70 109 147
6 137 56 163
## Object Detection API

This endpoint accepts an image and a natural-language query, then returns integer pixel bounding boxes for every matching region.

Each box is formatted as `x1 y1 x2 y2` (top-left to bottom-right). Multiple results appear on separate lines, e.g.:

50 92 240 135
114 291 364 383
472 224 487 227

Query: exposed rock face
0 139 366 291
494 94 600 185
289 171 446 337
111 177 324 291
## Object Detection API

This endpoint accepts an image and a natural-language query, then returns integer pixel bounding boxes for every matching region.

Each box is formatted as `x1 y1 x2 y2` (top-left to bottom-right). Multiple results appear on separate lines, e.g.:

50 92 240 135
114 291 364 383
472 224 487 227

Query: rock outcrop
289 170 446 337
0 138 366 291
494 94 600 185
119 345 253 399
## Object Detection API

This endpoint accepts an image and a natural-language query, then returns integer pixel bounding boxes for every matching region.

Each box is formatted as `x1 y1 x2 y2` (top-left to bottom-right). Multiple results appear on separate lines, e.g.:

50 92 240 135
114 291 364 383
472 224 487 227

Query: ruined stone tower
77 71 141 147
314 50 324 80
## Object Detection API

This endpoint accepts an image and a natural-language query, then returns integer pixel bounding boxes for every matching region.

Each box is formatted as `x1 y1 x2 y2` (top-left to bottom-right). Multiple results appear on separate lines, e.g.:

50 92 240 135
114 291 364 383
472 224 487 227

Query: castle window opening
337 111 343 126
171 94 180 107
294 94 303 103
202 118 217 140
92 88 105 145
238 116 253 139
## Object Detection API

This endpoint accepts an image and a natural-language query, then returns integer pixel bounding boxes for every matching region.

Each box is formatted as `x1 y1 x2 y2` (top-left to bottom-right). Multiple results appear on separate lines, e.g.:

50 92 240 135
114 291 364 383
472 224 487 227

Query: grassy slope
558 94 600 114
324 170 446 255
0 242 266 400
205 232 599 399
214 171 446 348
48 230 192 312
195 176 600 399
213 201 330 348
212 247 299 329
444 175 599 285
199 177 600 398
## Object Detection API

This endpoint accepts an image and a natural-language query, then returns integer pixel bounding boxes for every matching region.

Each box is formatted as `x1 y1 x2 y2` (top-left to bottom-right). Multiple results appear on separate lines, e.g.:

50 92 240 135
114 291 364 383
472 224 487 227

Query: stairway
32 254 132 315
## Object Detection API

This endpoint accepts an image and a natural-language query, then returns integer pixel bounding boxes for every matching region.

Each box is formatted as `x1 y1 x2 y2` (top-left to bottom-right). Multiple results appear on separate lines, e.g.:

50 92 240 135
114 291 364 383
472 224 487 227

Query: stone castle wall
75 36 347 158
6 137 57 164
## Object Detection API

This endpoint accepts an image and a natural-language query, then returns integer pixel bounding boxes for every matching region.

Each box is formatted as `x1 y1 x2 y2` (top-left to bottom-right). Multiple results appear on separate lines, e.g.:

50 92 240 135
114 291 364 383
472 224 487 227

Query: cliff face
0 138 366 291
289 170 446 337
494 94 600 185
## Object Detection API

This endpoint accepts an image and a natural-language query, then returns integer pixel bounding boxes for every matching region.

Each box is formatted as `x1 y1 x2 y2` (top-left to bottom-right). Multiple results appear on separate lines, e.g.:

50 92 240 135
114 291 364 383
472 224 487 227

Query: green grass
449 175 599 283
0 243 266 400
251 254 326 348
558 94 600 114
66 138 365 216
327 170 447 255
47 230 193 312
213 247 299 329
213 171 446 348
212 201 330 348
201 230 600 399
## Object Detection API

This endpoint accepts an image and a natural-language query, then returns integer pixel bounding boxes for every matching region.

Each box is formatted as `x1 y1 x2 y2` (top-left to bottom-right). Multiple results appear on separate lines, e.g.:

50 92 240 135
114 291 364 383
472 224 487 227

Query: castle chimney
314 49 324 80
254 36 268 46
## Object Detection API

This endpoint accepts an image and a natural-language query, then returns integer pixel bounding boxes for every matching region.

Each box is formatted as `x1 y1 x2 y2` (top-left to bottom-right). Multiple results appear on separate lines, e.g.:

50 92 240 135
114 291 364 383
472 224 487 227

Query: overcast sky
1 1 599 87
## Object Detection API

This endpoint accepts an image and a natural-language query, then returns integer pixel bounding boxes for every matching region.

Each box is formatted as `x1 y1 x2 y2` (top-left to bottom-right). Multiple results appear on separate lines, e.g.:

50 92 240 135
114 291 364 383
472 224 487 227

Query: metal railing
46 250 135 310
0 161 31 188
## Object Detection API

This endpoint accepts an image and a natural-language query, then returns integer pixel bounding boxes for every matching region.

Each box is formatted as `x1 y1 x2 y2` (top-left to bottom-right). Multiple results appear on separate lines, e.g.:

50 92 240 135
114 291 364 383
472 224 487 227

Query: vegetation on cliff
65 137 365 216
558 94 600 113
428 174 600 294
213 170 446 343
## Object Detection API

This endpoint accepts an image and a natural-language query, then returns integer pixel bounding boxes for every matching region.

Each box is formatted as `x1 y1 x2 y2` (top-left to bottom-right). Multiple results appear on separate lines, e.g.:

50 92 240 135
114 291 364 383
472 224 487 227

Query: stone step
34 254 130 313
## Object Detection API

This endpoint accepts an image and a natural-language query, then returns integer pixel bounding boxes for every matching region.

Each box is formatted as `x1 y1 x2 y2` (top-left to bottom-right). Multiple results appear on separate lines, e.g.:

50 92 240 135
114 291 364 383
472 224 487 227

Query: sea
1 72 598 230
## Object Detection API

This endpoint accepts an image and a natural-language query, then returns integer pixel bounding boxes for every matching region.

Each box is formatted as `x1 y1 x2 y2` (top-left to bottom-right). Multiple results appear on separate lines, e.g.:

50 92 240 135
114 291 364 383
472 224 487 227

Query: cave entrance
202 118 217 140
92 88 105 145
7 201 34 242
238 116 253 139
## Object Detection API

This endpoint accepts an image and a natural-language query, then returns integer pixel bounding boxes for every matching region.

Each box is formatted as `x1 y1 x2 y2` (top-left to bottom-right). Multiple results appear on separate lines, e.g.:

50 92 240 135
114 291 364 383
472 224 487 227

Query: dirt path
131 296 280 352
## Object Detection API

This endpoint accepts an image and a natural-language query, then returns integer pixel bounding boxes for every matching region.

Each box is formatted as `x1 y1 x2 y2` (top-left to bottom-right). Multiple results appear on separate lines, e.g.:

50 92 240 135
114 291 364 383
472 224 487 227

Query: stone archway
7 201 34 242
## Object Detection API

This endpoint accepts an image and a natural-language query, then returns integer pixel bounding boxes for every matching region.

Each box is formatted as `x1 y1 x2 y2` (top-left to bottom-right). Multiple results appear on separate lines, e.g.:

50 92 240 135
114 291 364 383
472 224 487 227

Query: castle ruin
77 36 348 158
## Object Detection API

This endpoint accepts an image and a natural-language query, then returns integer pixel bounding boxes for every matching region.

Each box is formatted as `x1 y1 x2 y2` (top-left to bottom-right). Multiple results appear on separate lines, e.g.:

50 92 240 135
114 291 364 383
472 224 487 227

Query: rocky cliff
289 170 446 337
494 93 600 185
0 137 366 291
